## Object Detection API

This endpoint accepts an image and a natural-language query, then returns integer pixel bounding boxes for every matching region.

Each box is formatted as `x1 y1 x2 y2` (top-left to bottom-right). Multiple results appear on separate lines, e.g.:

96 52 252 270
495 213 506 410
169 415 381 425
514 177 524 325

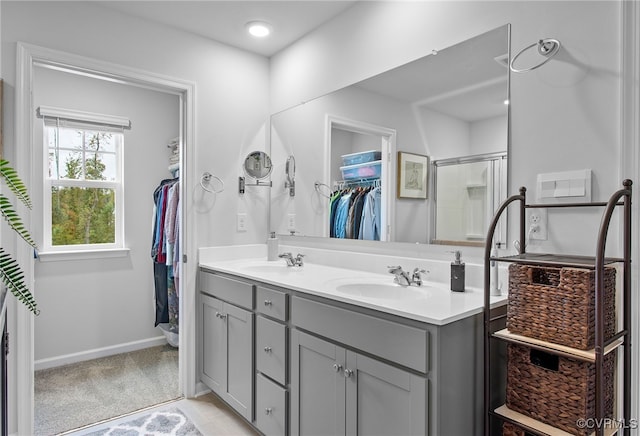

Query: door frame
324 114 396 241
14 42 197 435
621 1 640 427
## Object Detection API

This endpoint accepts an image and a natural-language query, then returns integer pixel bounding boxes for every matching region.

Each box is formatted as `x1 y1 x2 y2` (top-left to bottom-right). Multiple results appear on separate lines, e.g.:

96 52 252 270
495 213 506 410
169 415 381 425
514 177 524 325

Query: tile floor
65 393 258 435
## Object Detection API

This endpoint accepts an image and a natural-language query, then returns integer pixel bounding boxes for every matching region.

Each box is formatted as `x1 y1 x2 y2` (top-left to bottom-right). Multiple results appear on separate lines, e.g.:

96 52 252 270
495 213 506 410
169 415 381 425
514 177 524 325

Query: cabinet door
201 293 226 395
225 302 254 421
291 330 345 436
201 293 254 422
345 351 427 436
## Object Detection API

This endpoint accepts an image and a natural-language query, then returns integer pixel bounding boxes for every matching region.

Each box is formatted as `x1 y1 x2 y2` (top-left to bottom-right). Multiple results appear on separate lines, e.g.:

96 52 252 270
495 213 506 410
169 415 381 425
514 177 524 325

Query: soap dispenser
450 250 465 292
267 232 279 261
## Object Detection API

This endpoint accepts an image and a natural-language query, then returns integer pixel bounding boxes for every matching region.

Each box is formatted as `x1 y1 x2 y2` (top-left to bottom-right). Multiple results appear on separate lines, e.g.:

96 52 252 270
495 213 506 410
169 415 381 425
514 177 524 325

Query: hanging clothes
164 181 180 332
152 178 179 329
329 185 381 241
359 187 382 241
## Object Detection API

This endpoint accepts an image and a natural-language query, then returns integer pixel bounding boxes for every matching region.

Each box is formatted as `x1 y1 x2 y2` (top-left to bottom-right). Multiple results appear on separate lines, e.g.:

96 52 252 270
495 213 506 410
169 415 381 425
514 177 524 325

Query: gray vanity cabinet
291 329 426 436
290 330 346 436
198 267 486 436
199 272 254 422
345 351 426 436
255 285 290 436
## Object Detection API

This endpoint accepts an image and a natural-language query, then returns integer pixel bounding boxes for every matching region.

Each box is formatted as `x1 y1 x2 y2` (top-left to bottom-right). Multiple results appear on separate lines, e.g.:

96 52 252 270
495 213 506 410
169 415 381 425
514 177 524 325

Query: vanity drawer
291 296 428 373
256 315 287 385
255 372 287 436
256 286 288 321
199 270 254 310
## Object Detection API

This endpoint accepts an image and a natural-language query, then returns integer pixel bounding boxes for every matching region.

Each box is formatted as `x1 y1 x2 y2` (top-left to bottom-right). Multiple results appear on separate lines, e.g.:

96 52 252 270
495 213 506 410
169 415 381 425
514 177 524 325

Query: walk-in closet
31 59 182 434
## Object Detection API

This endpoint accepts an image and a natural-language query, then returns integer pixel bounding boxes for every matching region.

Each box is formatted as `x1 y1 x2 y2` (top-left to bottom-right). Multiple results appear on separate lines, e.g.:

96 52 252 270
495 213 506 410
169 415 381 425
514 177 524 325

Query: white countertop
199 248 506 326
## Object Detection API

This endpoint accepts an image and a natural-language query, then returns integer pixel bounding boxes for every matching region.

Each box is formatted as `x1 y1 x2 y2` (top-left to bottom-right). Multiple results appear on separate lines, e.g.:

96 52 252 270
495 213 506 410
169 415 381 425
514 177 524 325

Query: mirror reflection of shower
433 152 507 246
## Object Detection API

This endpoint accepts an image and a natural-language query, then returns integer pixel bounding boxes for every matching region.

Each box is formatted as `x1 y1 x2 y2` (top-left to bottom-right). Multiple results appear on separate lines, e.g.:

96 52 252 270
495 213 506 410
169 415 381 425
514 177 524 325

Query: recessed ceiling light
246 21 272 38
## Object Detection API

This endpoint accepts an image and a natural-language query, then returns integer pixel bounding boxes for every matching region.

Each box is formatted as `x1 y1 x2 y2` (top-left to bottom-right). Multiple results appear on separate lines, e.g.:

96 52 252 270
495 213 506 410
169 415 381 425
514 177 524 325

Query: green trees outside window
48 129 118 246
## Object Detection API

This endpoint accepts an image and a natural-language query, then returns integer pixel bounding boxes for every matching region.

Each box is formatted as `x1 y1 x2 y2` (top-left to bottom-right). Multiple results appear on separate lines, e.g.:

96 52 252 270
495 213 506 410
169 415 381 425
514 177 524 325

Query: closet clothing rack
333 177 381 190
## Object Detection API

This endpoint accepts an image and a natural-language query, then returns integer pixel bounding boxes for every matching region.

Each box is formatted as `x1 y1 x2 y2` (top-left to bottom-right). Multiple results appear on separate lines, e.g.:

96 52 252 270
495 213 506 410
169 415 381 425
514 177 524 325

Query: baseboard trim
195 382 211 398
34 336 168 371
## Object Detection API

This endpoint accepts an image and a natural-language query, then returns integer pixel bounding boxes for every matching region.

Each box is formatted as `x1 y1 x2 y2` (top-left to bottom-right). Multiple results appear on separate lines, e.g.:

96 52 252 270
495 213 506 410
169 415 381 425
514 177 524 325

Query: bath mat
82 407 202 435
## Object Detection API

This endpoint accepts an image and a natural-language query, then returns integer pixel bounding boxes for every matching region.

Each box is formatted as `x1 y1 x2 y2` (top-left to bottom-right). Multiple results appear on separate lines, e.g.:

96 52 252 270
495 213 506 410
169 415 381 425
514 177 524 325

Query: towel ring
510 38 561 73
200 172 224 194
314 181 332 199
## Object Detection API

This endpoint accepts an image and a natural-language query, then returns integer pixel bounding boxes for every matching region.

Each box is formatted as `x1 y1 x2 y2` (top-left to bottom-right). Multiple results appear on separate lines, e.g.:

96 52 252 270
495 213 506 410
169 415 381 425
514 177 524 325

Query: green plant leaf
0 159 32 209
0 248 39 315
0 195 37 249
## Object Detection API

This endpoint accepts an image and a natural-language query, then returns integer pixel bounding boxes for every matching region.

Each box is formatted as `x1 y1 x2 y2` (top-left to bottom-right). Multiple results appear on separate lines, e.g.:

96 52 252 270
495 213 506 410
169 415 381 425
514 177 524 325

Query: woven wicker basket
506 343 615 435
507 264 616 350
502 422 526 436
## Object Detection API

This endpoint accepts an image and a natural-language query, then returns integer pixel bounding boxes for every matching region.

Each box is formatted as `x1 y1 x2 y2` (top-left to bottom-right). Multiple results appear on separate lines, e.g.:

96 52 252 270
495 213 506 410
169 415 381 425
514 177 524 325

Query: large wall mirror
270 24 510 247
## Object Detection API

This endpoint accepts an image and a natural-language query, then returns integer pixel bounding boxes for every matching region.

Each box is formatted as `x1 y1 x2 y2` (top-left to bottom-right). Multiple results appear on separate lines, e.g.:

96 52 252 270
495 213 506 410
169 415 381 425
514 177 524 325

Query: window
39 107 128 253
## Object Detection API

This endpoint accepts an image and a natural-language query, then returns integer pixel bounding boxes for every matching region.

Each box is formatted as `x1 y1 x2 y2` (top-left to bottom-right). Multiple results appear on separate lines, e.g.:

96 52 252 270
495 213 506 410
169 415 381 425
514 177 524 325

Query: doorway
324 115 396 241
14 42 197 435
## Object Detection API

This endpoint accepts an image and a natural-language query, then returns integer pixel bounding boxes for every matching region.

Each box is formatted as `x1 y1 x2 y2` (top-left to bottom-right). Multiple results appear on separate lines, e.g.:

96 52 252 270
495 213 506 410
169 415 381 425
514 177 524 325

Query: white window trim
41 111 126 254
36 247 130 262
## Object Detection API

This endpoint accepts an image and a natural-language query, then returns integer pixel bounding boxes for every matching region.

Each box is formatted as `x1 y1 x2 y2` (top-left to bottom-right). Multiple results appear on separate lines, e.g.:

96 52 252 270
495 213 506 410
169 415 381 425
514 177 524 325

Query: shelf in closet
490 253 623 269
493 405 619 436
493 329 623 363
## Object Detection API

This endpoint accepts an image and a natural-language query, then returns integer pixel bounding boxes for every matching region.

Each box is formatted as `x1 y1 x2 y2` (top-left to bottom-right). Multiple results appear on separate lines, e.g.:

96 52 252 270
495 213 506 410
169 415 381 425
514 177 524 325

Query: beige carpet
35 344 180 436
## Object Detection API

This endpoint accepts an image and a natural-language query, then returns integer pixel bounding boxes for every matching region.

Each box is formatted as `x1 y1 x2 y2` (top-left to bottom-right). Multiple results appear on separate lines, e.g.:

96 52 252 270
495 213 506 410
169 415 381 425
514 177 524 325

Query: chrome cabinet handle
264 300 273 306
265 407 273 415
344 369 353 378
333 363 343 372
218 313 226 320
264 346 272 353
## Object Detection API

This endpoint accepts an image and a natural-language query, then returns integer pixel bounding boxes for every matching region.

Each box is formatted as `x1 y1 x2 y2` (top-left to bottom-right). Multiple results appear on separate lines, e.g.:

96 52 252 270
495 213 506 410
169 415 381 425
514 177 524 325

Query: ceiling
355 24 509 122
97 1 357 57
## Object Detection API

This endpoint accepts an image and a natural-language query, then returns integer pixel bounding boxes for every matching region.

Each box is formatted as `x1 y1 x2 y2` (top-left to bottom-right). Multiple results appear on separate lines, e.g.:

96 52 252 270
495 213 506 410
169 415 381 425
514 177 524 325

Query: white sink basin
329 278 433 301
238 261 301 274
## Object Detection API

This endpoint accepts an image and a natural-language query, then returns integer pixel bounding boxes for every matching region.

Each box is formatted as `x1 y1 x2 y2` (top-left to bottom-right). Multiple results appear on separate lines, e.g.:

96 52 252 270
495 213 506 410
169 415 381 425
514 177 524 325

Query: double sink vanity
198 244 506 436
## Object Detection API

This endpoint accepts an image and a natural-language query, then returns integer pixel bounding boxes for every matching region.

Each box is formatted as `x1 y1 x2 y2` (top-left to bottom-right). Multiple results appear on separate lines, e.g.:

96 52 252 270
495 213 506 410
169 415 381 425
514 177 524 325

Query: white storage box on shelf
341 150 382 166
340 160 382 181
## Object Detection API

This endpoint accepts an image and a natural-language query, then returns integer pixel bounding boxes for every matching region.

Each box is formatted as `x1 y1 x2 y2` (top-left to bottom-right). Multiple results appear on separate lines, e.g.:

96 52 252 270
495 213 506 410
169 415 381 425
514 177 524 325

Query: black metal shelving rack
483 180 633 436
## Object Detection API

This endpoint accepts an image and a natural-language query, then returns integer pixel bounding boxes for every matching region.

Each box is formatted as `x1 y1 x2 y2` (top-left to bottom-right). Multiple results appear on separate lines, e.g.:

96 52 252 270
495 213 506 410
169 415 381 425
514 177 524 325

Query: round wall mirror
244 151 273 179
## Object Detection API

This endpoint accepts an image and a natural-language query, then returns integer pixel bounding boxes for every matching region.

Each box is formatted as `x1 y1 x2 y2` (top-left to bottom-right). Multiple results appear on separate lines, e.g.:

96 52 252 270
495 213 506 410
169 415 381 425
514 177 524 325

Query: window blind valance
36 105 131 131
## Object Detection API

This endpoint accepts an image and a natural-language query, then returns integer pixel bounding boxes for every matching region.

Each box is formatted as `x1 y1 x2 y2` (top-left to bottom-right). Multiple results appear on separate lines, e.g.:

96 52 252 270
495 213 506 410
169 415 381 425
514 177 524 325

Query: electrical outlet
237 213 247 232
526 208 548 240
287 214 296 231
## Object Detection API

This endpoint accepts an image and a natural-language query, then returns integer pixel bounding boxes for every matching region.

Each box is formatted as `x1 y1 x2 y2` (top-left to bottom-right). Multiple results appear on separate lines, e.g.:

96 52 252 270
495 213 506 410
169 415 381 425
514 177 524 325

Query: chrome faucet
411 268 428 286
279 252 305 267
388 265 412 286
388 265 428 286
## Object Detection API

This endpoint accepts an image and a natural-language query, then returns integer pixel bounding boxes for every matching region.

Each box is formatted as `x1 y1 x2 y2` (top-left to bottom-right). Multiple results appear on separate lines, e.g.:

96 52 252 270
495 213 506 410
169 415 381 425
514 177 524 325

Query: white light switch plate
237 213 247 232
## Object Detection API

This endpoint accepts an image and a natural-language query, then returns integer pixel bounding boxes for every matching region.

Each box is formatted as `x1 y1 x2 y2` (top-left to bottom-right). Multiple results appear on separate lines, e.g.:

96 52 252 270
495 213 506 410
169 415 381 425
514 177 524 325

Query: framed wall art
397 151 429 199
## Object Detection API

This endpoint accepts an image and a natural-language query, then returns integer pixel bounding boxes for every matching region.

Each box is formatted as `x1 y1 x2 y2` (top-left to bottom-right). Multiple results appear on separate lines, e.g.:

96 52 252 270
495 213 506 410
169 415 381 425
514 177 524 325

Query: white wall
470 115 508 156
32 66 179 362
271 1 623 255
419 107 471 159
